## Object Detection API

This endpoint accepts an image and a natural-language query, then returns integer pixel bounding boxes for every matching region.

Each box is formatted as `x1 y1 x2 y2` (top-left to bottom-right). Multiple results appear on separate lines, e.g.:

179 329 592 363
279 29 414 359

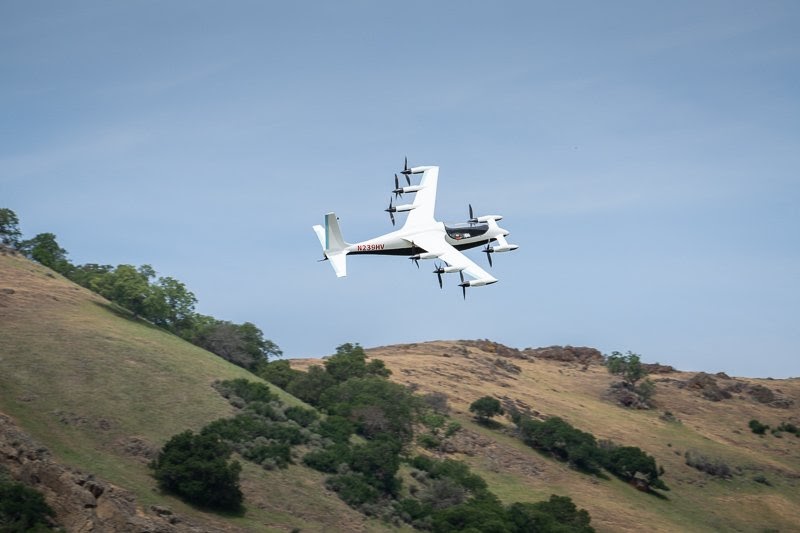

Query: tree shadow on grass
90 301 163 332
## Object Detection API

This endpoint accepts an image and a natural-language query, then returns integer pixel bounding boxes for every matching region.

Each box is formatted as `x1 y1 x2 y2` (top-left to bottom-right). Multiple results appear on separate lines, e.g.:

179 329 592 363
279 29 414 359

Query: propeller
385 198 395 226
483 244 494 267
400 157 412 185
468 204 478 224
409 241 419 268
433 262 445 289
459 271 469 300
393 174 403 199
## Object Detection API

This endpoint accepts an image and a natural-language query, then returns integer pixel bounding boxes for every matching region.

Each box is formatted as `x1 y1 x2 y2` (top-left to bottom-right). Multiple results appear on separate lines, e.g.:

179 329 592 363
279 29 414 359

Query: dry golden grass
292 340 800 532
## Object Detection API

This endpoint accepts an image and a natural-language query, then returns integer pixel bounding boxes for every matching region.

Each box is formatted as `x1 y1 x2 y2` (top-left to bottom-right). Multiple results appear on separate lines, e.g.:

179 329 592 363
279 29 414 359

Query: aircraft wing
402 166 439 229
409 230 497 284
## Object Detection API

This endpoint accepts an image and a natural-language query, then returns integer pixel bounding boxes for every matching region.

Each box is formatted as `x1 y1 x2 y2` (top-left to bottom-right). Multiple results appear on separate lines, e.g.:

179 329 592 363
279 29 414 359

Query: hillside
0 251 396 532
292 342 800 532
2 249 799 532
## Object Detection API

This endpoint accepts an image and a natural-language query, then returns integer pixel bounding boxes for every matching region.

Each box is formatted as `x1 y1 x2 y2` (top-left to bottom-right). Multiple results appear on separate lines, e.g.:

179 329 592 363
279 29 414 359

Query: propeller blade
385 198 395 225
484 245 493 267
402 157 412 184
433 262 443 288
459 271 467 299
468 204 478 224
411 257 419 268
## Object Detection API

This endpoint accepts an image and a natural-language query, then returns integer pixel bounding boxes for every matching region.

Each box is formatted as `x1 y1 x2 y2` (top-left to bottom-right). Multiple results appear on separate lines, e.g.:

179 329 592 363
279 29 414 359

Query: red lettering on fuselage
356 243 385 252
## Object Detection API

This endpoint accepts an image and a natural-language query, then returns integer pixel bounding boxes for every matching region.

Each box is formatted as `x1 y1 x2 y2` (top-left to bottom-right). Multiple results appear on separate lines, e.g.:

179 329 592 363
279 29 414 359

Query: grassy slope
294 341 800 532
0 253 398 532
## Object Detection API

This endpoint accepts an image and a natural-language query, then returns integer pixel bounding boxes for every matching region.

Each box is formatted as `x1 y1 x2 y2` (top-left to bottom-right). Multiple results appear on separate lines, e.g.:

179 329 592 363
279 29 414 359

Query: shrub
516 416 603 474
243 441 292 468
326 473 381 507
216 379 275 405
603 446 669 490
303 443 352 473
684 451 732 478
0 478 55 532
284 406 319 427
151 431 242 511
469 396 504 423
418 433 441 450
749 419 769 435
508 495 594 532
317 415 355 443
258 359 303 389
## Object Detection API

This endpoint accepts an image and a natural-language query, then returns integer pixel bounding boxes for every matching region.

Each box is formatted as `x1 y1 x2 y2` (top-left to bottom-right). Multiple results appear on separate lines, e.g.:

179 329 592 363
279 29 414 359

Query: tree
259 359 303 389
147 276 197 334
323 343 390 382
0 478 54 532
20 232 70 272
192 320 281 370
606 351 646 388
0 208 23 248
602 446 669 491
320 377 419 443
469 396 504 423
91 264 154 317
507 495 594 532
151 430 243 512
67 263 113 290
286 365 336 406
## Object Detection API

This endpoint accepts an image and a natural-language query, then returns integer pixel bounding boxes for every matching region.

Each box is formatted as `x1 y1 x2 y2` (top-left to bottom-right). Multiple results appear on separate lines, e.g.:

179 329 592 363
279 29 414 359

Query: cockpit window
445 223 489 240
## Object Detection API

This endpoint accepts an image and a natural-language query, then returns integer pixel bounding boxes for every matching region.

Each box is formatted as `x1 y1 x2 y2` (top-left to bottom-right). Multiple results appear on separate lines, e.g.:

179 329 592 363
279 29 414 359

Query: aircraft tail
312 212 349 277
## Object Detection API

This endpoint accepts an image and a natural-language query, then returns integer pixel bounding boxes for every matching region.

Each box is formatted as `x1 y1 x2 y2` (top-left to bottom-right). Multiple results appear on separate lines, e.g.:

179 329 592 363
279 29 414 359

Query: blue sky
3 1 798 377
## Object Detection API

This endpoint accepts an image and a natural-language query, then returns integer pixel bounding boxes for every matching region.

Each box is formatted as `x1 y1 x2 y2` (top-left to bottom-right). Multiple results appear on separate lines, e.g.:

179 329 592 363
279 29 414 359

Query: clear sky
2 2 798 377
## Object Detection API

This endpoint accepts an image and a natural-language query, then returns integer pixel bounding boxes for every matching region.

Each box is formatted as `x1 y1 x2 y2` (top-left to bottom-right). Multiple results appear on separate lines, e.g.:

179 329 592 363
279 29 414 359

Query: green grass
0 255 370 531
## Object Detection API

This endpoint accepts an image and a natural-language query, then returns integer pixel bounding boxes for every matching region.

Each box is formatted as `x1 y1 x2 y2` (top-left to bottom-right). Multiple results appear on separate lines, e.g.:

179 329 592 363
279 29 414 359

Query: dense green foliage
150 430 243 512
469 396 505 423
0 477 54 532
0 208 23 248
19 233 69 272
749 419 769 435
513 413 668 492
6 210 281 370
516 415 603 474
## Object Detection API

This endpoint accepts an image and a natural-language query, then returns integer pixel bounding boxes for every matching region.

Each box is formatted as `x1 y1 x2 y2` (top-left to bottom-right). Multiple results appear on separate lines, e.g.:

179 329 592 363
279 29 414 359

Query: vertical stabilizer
312 212 349 277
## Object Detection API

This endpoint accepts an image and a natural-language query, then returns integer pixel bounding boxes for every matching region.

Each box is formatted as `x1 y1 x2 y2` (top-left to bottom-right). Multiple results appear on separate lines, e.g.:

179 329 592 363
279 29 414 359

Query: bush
684 451 733 478
303 443 352 473
0 478 55 532
326 473 381 507
418 433 442 449
749 419 769 435
317 415 355 443
508 495 594 532
469 396 504 423
258 360 303 389
284 406 319 427
216 379 275 405
516 416 603 474
151 431 242 512
243 441 292 468
603 446 669 490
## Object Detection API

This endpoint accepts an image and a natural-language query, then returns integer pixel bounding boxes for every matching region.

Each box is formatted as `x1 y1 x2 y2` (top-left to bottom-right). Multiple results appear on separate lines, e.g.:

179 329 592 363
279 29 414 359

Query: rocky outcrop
523 346 604 365
0 413 221 532
680 374 795 408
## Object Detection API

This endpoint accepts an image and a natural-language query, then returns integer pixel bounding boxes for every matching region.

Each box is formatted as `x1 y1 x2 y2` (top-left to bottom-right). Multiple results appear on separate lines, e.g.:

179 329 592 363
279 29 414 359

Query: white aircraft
313 159 519 297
